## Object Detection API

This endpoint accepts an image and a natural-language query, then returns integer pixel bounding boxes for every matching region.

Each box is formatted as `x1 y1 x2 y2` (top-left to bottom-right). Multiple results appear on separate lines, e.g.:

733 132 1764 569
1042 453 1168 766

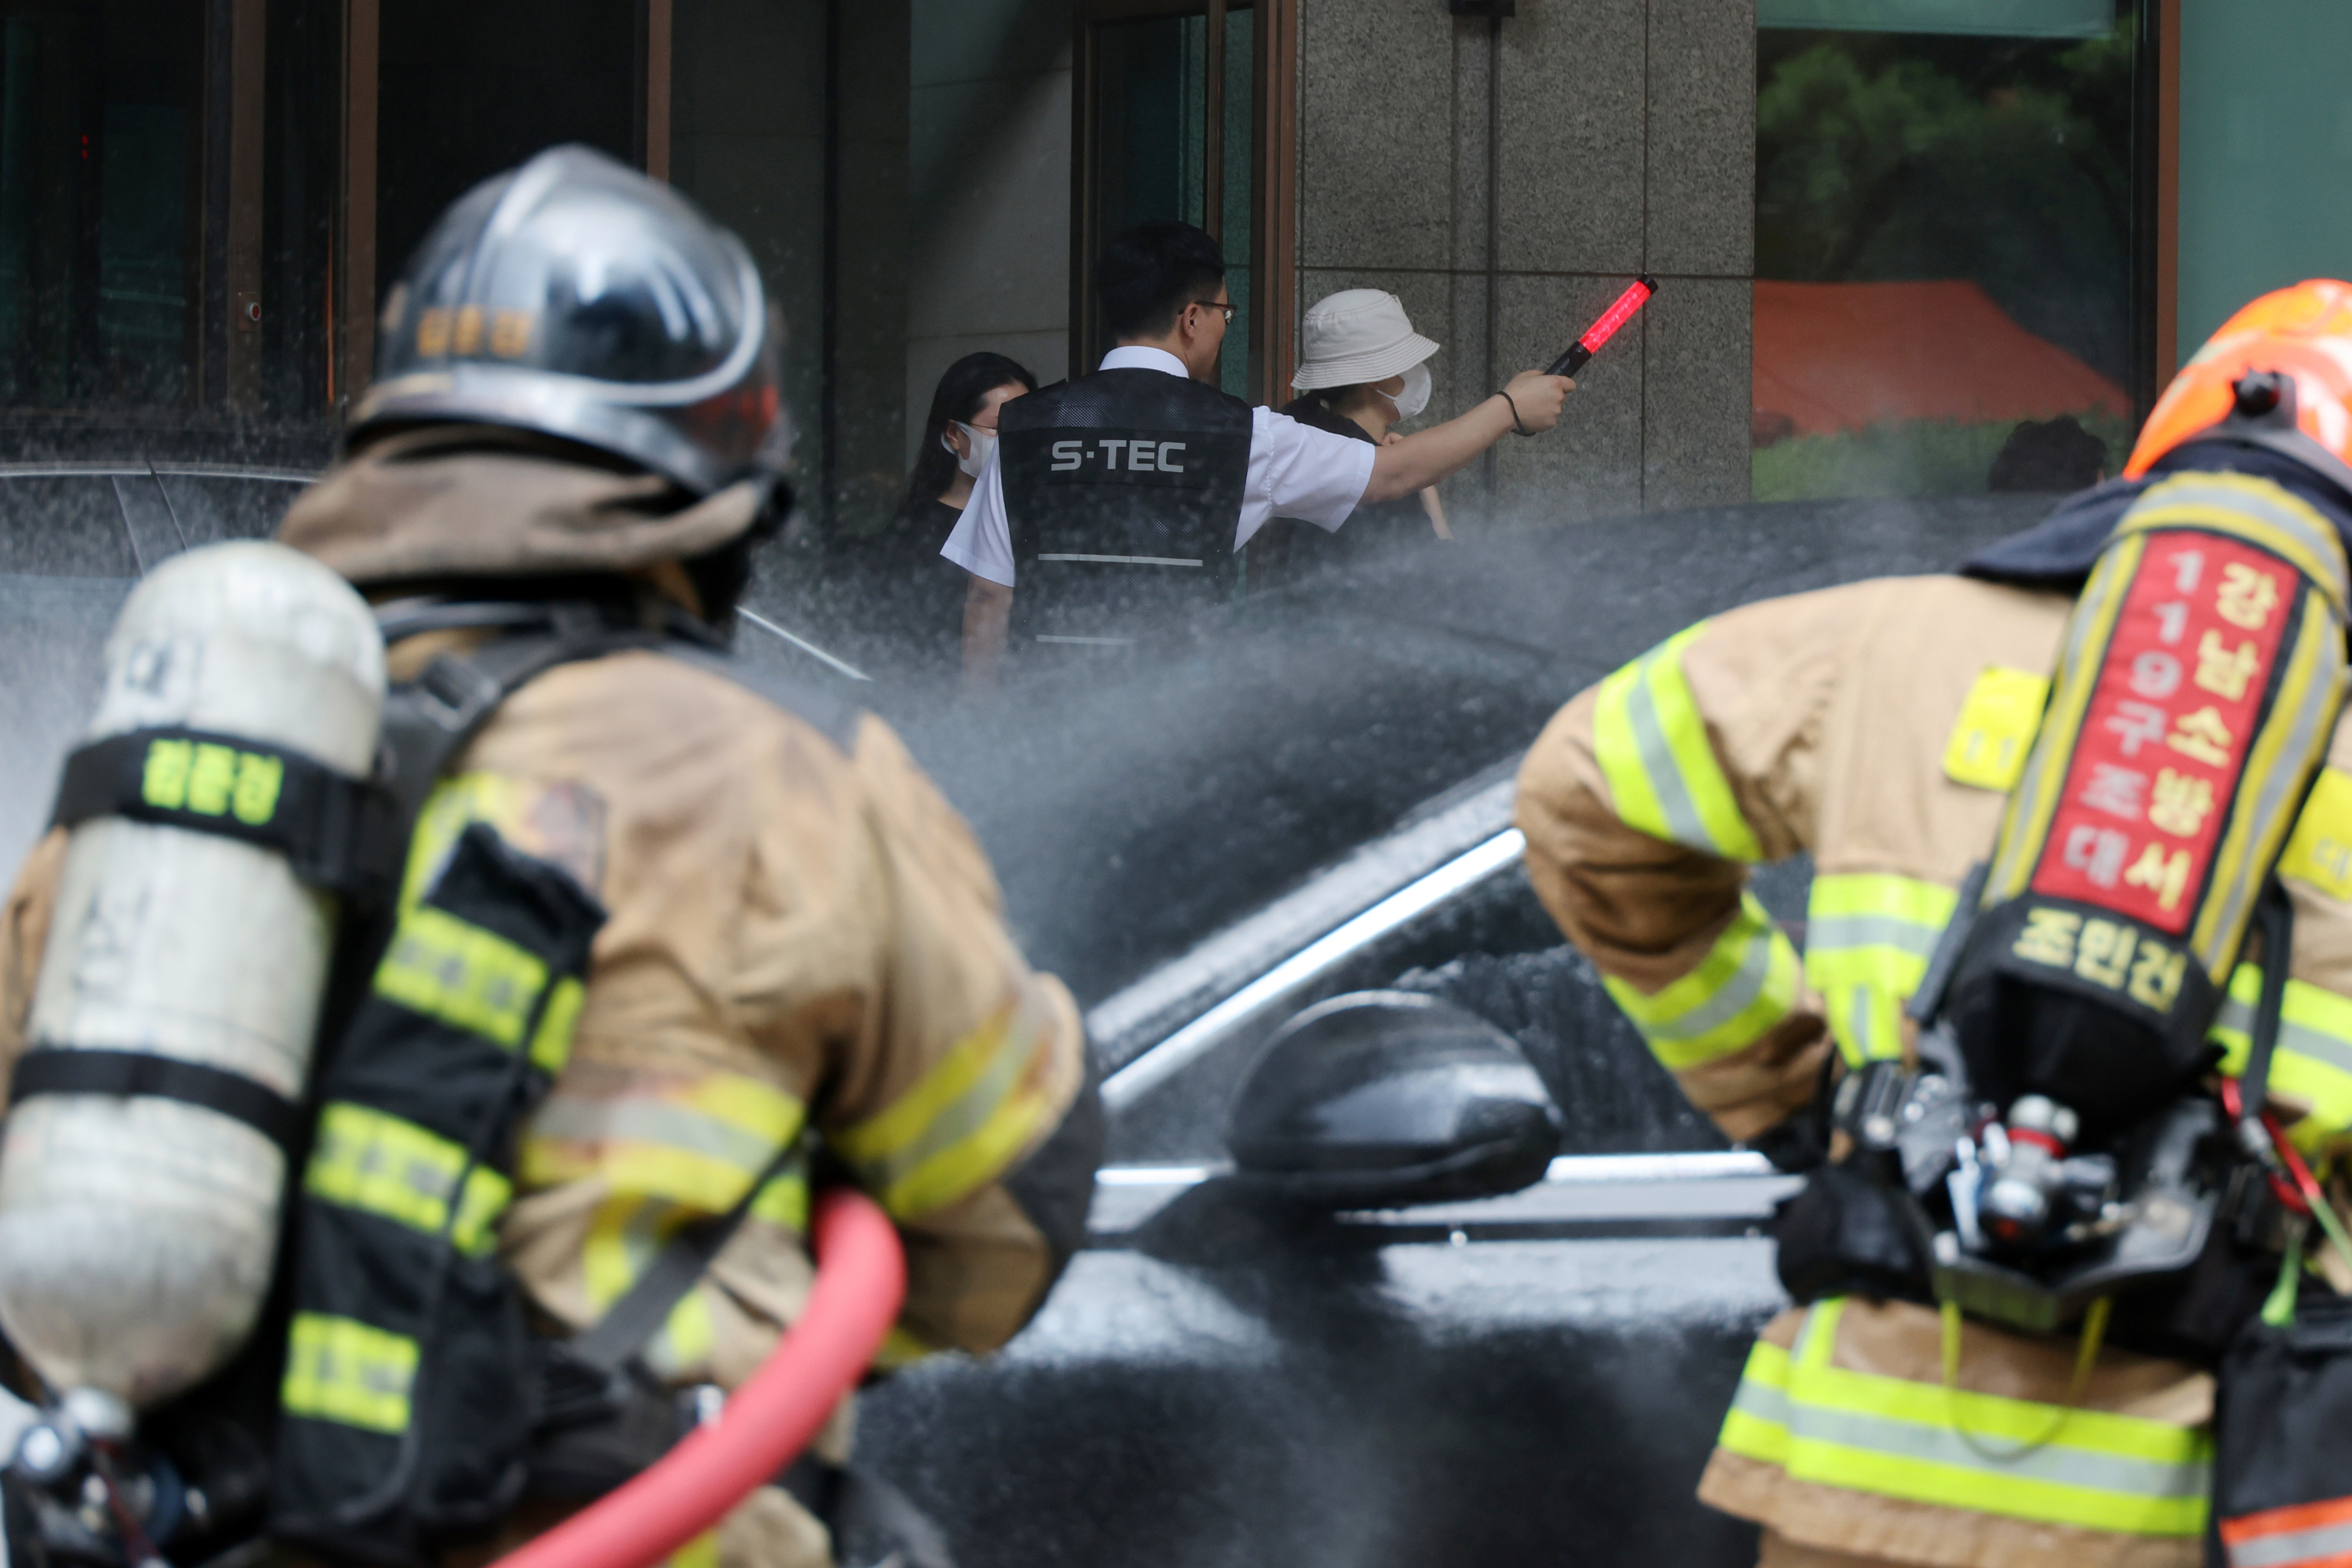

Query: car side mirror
1225 991 1562 1209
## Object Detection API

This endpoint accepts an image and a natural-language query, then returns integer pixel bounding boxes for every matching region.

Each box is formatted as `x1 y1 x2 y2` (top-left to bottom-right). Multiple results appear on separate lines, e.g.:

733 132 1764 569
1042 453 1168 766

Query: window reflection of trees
1753 19 2140 500
1759 25 2133 380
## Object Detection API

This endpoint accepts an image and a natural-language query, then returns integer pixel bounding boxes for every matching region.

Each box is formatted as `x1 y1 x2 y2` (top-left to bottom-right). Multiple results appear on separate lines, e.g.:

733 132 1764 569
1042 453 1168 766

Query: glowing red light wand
1546 276 1658 377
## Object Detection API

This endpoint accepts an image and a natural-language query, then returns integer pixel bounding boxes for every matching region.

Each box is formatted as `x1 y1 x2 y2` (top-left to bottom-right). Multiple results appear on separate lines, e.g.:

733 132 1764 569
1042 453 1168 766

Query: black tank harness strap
5 1050 306 1154
47 727 406 901
2240 879 2295 1115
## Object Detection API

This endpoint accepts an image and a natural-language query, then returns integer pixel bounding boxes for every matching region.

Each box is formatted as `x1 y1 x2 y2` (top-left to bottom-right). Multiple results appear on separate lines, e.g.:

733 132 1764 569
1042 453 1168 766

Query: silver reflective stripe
1037 553 1204 567
2228 1519 2352 1568
1034 634 1136 646
1621 656 1713 851
2203 607 2336 970
1842 991 1885 1059
1732 1372 1793 1425
1644 915 1784 1042
1781 1400 2209 1499
847 1003 1044 1191
527 1096 779 1172
2213 990 2352 1074
1805 914 1942 955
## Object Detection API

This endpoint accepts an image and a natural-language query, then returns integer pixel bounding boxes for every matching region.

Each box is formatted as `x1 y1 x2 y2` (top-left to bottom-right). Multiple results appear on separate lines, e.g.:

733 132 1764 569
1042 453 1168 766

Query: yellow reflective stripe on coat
1716 1302 2209 1538
2210 964 2352 1150
305 1101 512 1256
520 1071 807 1213
374 904 550 1049
833 982 1061 1221
1593 622 1765 862
1805 874 1958 1066
664 1534 720 1568
527 1075 810 1376
1603 891 1800 1070
282 1313 419 1435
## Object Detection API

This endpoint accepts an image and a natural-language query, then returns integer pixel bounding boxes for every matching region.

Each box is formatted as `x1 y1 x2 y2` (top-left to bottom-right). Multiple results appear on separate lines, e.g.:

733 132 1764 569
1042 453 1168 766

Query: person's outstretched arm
1363 369 1575 503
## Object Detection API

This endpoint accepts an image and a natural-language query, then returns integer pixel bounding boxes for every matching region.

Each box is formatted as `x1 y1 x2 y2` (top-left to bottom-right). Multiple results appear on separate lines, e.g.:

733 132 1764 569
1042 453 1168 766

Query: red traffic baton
488 1189 907 1568
1547 276 1658 377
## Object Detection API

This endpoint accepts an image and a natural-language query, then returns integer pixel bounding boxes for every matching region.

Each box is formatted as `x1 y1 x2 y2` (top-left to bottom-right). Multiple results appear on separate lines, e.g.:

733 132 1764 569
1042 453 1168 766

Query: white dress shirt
938 345 1377 587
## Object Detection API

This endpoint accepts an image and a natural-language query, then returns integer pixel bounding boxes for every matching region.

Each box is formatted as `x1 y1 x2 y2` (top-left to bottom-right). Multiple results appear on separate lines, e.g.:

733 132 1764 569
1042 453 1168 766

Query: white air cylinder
0 541 385 1408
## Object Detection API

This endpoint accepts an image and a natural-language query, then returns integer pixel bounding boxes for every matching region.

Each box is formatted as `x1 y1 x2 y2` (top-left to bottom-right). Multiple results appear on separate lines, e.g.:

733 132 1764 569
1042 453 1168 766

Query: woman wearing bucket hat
1255 290 1454 582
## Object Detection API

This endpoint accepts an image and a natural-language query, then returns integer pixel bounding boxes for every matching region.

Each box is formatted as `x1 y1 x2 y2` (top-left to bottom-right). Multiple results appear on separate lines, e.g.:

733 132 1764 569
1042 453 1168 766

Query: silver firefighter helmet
350 144 784 496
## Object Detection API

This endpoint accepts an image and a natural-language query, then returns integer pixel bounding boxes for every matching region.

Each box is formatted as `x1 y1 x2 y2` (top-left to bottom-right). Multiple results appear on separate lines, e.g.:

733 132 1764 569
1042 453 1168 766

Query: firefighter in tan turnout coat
1 148 1098 1568
1518 282 2352 1568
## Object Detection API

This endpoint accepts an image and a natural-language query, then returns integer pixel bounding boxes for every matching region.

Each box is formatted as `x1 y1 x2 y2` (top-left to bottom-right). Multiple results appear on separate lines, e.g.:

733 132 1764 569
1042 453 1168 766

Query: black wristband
1495 389 1532 437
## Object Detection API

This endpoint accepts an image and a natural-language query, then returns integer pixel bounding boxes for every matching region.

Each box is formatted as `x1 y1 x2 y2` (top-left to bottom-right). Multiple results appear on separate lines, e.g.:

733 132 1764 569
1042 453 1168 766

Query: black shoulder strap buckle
48 727 404 905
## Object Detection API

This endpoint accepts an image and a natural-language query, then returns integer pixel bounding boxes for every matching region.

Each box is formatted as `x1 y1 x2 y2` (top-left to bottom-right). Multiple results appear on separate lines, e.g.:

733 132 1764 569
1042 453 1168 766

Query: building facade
6 0 2346 533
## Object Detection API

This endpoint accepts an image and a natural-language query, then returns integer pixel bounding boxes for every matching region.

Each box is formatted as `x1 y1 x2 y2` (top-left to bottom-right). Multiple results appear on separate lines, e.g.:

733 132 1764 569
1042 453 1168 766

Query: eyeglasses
1192 300 1235 326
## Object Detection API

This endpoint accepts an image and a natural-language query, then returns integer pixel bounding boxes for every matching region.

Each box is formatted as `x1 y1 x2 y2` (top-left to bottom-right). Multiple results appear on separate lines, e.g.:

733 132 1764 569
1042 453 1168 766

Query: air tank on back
0 541 384 1408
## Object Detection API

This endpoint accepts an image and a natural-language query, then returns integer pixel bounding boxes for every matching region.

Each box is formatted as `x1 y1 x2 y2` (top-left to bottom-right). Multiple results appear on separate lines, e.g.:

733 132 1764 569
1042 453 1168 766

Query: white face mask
946 421 997 479
1383 362 1432 422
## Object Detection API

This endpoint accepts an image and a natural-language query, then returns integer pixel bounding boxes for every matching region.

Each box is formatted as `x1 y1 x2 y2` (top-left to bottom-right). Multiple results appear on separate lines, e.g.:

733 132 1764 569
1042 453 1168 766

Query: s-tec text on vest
1050 439 1189 473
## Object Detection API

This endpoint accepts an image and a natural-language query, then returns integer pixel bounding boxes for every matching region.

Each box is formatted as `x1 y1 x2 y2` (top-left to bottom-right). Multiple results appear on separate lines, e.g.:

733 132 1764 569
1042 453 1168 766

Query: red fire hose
489 1189 907 1568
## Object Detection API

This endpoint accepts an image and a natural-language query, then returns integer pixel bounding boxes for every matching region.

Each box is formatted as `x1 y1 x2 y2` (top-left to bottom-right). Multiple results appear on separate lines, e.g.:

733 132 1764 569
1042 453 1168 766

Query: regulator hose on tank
488 1190 906 1568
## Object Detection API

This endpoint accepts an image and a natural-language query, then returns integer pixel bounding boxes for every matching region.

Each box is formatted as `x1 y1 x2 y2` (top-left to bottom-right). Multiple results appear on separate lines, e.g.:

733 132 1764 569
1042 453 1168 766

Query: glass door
0 0 202 409
1075 0 1292 404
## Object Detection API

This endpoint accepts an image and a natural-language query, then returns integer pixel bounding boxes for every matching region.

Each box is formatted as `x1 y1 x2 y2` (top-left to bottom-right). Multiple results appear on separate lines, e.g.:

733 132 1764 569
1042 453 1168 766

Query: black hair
1989 415 2109 493
1097 220 1226 342
901 351 1039 517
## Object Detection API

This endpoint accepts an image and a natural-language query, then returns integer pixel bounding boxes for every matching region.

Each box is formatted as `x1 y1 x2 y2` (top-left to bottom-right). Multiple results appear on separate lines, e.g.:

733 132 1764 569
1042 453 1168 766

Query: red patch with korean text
2030 531 2292 933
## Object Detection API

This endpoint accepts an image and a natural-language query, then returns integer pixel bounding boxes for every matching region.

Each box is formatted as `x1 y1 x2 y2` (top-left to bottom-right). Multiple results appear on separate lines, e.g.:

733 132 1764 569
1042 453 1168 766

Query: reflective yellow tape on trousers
1716 1303 2209 1538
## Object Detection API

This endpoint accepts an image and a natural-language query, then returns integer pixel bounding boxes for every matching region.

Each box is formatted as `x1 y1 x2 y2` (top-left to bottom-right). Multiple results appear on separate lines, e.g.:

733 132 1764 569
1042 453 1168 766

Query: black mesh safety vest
998 367 1253 651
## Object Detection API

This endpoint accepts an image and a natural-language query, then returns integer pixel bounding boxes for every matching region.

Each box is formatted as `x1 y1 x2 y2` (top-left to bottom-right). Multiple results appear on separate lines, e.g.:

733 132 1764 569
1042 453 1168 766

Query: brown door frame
1070 0 1298 402
339 0 378 404
1252 0 1297 407
223 0 268 408
640 0 673 180
2153 0 2180 386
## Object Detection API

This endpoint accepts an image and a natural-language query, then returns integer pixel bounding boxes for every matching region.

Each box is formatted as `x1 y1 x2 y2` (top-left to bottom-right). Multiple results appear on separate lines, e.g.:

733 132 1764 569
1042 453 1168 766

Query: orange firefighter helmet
2126 279 2352 480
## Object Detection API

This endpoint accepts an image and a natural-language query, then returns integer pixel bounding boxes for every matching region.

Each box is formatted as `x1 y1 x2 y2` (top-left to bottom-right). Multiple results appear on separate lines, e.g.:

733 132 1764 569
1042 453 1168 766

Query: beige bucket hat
1291 289 1441 392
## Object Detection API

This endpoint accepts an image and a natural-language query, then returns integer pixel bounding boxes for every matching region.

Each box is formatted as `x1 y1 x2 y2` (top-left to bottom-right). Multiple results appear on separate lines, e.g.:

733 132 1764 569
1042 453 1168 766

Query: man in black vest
941 220 1576 680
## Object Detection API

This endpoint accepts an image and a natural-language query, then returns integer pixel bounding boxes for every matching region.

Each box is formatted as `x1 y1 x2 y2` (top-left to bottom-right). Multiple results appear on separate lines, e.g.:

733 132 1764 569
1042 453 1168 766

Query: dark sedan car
0 472 2063 1567
841 493 2059 1568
